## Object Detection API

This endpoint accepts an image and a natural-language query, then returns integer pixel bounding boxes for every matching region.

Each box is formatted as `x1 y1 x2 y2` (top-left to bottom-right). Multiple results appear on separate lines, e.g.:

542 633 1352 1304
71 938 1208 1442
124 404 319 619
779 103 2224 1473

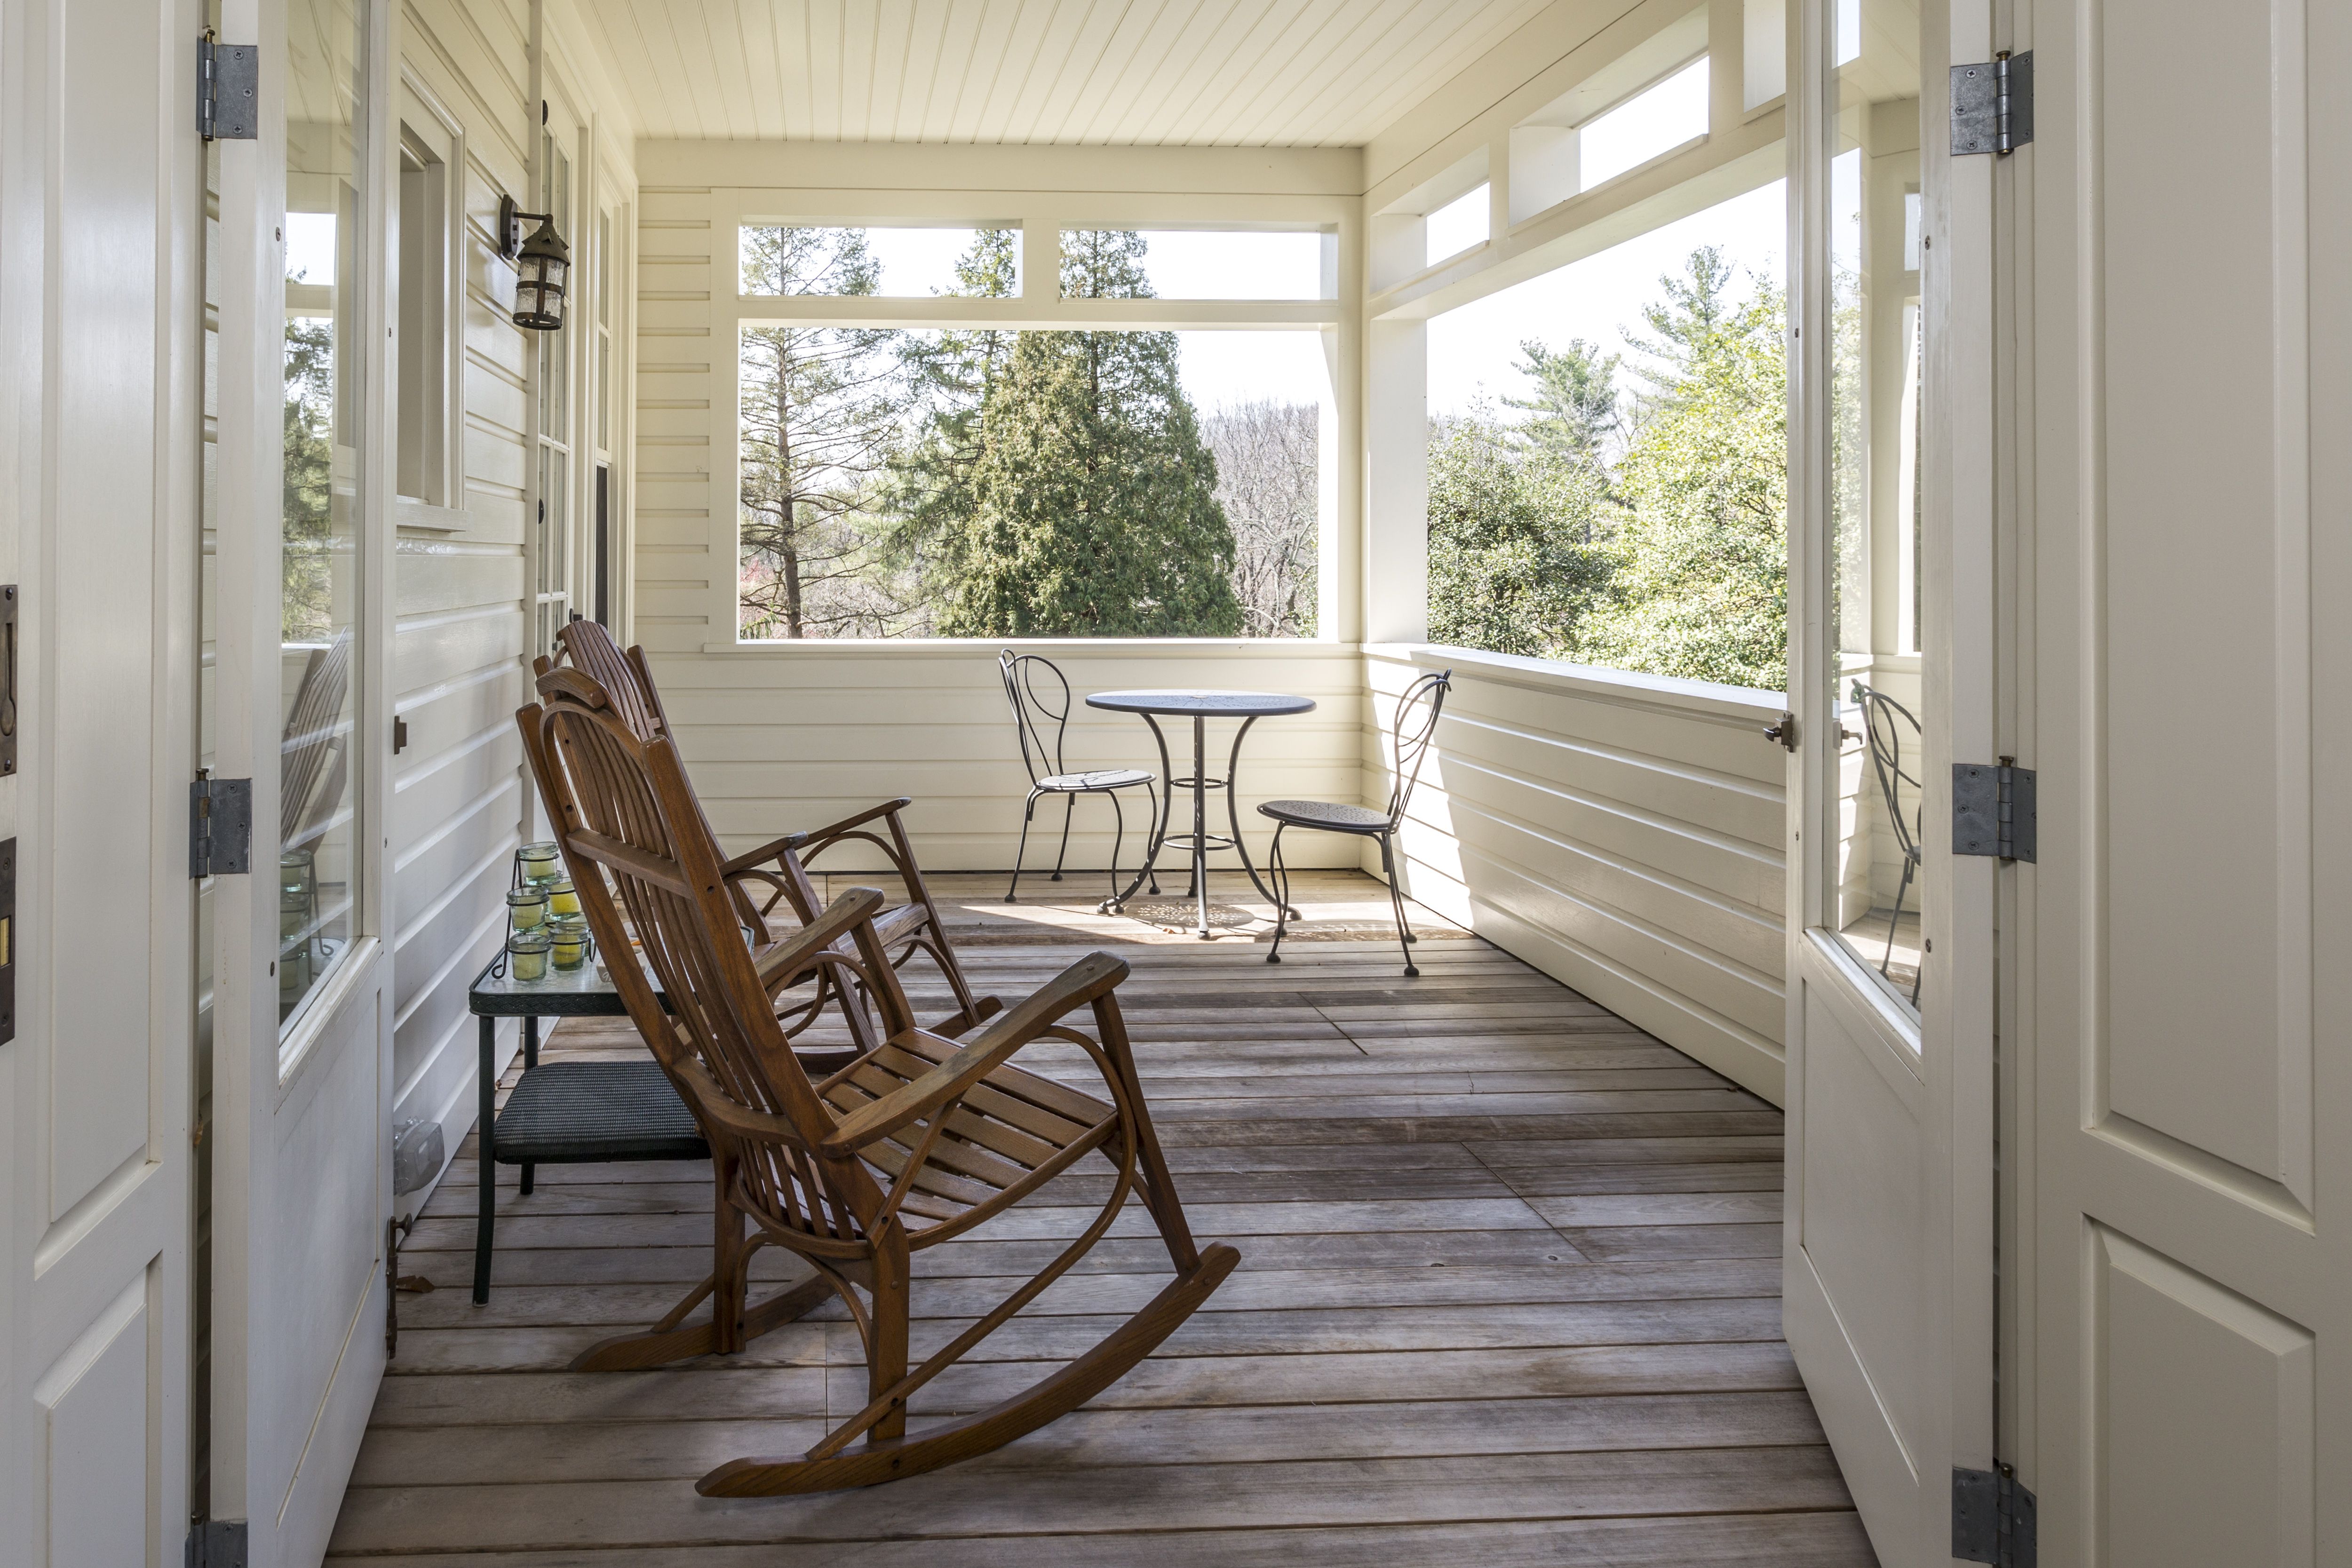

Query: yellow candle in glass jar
518 841 562 885
549 917 591 971
506 886 549 931
546 877 582 918
509 928 552 982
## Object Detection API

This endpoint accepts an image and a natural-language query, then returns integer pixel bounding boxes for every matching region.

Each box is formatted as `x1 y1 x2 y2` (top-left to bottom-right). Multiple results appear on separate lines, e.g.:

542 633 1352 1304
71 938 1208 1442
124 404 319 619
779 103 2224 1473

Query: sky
1427 178 1785 420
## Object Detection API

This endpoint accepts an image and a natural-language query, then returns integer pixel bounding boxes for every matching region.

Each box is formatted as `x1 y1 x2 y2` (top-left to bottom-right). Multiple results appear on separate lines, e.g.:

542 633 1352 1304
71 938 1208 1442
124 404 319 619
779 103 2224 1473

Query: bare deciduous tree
1203 399 1319 638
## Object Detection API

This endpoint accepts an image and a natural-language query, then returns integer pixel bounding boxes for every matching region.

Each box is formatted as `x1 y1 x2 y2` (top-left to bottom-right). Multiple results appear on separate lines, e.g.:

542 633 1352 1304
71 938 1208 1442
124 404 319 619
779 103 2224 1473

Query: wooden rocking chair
516 666 1238 1496
539 619 998 1050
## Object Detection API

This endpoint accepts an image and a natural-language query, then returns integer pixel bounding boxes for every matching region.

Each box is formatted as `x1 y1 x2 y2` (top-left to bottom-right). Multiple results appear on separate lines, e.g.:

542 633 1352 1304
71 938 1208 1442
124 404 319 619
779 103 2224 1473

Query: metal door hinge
1952 50 2033 155
1762 711 1797 752
186 1519 249 1568
1954 1464 2037 1565
198 32 259 142
1953 759 2035 861
189 774 254 878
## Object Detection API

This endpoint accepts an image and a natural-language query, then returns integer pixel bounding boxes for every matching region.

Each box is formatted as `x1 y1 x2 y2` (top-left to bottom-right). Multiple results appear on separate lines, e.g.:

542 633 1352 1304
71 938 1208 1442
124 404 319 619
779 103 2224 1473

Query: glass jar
546 877 581 918
279 848 316 901
279 886 314 1005
507 925 553 983
517 841 563 885
548 916 592 971
506 885 550 932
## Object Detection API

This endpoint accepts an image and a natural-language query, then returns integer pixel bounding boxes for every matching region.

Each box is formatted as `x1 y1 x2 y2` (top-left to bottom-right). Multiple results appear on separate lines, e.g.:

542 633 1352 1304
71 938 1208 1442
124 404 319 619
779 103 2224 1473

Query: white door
1780 0 1999 1561
2020 0 2350 1558
208 0 394 1561
0 0 204 1563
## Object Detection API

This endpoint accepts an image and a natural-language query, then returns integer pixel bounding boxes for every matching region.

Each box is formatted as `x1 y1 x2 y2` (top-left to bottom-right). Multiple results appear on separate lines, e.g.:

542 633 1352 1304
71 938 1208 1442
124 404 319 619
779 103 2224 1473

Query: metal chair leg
1883 853 1916 977
1101 790 1127 913
1006 794 1038 903
1051 792 1074 881
1379 834 1417 977
1264 825 1288 964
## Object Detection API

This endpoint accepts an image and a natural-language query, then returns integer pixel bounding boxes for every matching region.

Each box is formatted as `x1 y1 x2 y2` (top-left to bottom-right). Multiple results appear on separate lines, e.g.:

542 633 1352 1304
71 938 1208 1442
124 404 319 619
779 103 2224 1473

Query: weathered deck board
332 870 1868 1565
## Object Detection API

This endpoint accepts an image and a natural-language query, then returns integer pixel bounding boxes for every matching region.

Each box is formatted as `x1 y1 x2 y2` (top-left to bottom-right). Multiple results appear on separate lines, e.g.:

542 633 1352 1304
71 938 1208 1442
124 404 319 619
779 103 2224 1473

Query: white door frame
208 0 396 1560
1779 0 2000 1559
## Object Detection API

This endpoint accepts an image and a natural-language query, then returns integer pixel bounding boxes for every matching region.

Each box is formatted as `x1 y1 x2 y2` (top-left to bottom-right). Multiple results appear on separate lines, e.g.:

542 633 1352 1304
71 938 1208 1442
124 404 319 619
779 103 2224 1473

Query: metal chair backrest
1383 669 1452 828
1851 680 1923 863
518 667 890 1243
998 650 1073 787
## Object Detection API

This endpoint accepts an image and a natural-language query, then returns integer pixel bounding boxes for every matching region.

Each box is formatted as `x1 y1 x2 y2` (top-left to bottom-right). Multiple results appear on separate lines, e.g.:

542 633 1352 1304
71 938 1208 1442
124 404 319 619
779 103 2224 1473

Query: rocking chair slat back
521 672 884 1246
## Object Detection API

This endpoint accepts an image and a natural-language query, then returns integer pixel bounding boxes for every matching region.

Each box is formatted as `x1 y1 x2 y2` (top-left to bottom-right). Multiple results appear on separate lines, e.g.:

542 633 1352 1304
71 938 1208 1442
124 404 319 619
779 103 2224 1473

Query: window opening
742 225 1017 297
1057 229 1326 300
1579 56 1711 189
1424 185 1490 268
395 130 446 504
1424 180 1787 689
735 228 1327 642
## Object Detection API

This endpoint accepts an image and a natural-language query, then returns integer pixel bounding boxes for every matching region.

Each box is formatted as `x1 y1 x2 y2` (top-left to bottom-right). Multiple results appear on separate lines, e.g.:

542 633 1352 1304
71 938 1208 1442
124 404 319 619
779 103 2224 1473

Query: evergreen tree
923 231 1243 637
881 227 1019 615
282 315 336 641
736 226 917 638
1566 249 1788 688
1505 337 1622 467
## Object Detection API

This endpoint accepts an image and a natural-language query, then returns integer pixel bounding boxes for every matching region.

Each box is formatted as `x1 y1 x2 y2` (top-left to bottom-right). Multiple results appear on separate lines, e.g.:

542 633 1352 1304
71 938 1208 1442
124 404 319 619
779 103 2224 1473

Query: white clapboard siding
646 644 1368 873
387 0 643 1212
1368 645 1789 1104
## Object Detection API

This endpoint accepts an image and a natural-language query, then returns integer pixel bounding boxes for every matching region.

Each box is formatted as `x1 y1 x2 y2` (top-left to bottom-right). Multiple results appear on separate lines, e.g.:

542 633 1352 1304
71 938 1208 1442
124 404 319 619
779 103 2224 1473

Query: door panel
2091 1226 2315 1568
3 0 199 1562
2027 0 2349 1557
35 1274 159 1568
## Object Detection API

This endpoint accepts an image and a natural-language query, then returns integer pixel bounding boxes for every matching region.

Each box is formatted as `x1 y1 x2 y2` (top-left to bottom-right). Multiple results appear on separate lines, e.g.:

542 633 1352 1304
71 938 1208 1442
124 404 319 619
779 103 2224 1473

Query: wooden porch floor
333 870 1874 1565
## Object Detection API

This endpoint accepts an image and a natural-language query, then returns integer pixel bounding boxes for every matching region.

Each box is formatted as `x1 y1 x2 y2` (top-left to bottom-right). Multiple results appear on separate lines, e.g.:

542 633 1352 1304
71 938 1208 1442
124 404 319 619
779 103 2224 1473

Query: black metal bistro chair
1851 679 1924 1004
1259 669 1451 975
999 651 1160 908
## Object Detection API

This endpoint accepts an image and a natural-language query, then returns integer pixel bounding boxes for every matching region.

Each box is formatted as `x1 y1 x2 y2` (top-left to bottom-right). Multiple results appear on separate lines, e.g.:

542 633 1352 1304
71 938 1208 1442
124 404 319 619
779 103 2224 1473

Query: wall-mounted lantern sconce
497 194 571 331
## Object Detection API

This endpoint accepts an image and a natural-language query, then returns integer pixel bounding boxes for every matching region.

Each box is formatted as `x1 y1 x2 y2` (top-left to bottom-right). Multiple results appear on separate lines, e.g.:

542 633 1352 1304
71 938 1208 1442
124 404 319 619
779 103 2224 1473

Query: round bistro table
1084 689 1316 938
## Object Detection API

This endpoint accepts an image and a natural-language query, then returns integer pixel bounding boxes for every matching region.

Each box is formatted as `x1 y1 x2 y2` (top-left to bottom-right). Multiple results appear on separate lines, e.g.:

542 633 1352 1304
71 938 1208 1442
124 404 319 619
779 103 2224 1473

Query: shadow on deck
334 869 1872 1566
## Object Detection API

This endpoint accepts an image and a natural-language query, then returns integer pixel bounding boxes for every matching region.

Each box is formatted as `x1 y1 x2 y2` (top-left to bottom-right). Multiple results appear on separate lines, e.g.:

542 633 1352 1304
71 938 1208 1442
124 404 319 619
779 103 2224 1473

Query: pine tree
1566 248 1788 689
1505 337 1622 467
923 231 1243 637
736 226 916 638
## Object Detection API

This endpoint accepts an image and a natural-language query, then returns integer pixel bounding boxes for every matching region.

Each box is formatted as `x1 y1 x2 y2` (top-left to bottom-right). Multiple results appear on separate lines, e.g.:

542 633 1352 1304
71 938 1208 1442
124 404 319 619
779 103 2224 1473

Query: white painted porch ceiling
576 0 1550 143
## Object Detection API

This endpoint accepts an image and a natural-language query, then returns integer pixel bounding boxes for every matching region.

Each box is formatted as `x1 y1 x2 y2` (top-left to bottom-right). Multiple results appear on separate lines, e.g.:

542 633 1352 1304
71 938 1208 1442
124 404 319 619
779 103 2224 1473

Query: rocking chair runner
517 667 1237 1496
539 620 999 1050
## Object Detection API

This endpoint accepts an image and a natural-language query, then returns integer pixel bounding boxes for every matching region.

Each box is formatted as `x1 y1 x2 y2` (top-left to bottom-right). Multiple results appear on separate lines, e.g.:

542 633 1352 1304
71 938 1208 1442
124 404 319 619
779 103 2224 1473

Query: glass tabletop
469 954 643 1016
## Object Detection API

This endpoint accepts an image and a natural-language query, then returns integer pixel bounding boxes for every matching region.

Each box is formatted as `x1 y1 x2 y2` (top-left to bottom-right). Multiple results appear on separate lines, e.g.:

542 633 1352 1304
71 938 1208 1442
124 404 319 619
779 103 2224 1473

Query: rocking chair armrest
789 797 917 858
719 833 805 876
819 950 1128 1156
750 886 888 991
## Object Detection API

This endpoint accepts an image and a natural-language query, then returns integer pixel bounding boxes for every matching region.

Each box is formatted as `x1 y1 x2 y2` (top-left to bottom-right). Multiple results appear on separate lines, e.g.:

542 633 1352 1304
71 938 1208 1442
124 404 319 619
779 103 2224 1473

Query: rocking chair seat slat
887 1030 1115 1127
854 1041 1101 1149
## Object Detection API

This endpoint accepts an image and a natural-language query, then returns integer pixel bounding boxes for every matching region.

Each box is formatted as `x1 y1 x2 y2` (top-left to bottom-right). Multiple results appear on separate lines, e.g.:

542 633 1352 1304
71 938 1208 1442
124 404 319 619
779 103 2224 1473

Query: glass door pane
1819 0 1924 1011
279 0 368 1027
